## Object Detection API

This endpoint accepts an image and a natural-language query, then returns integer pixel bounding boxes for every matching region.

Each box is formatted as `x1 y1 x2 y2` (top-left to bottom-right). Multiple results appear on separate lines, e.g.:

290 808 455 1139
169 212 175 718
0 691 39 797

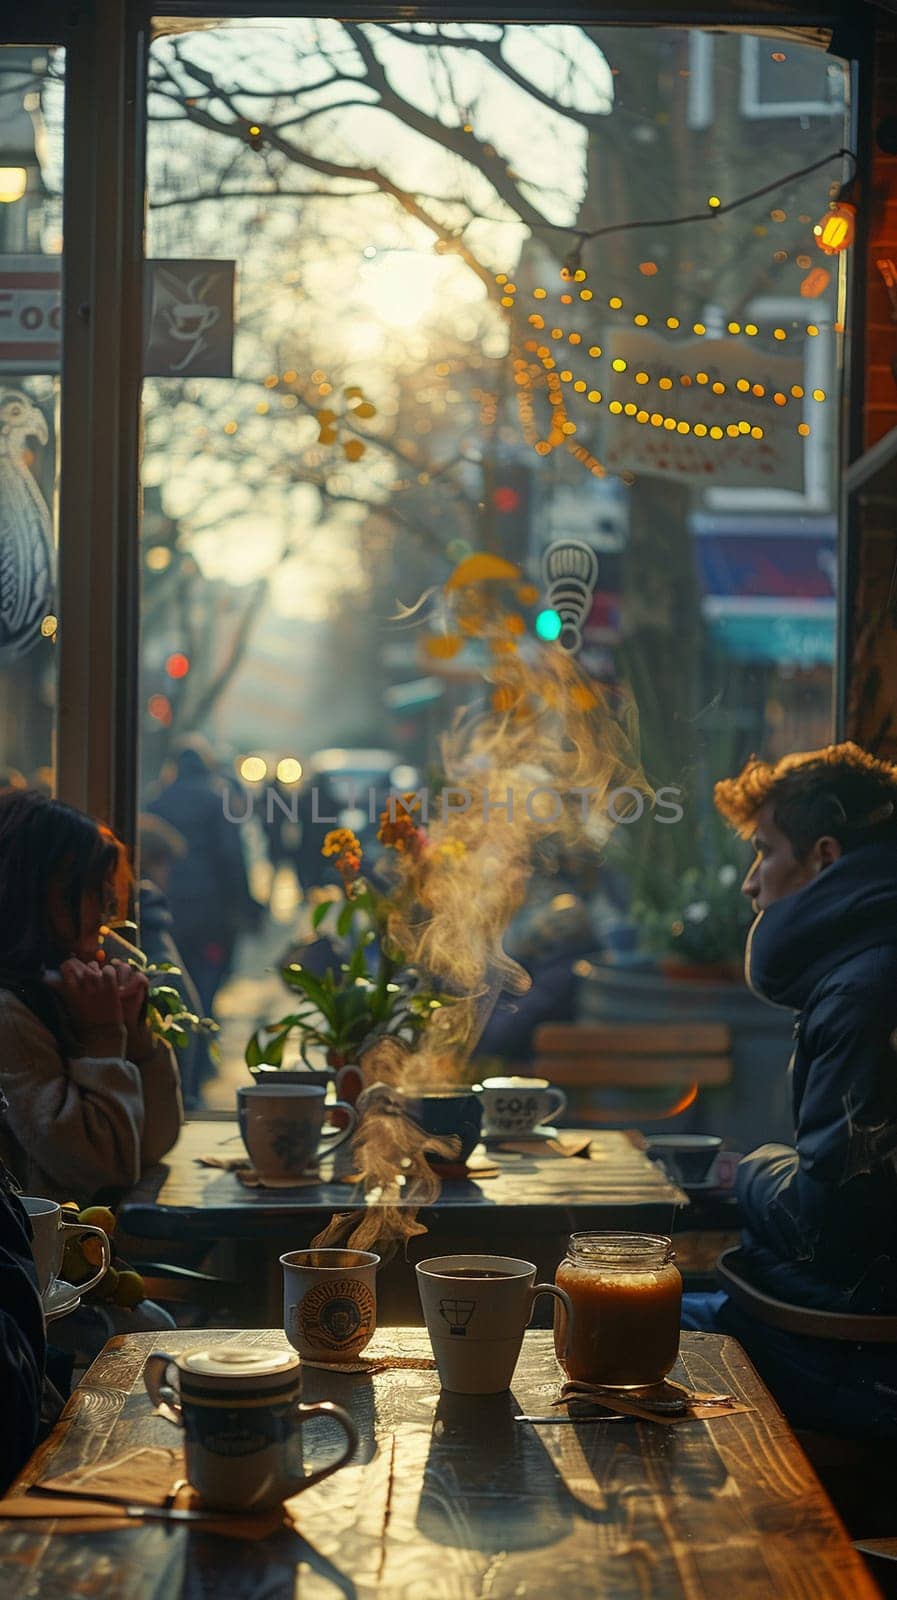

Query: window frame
11 0 870 854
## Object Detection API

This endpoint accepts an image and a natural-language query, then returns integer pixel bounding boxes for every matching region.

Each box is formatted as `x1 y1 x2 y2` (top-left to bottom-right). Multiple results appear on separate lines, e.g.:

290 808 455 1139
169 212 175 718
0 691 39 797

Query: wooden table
1 1328 877 1599
118 1122 688 1323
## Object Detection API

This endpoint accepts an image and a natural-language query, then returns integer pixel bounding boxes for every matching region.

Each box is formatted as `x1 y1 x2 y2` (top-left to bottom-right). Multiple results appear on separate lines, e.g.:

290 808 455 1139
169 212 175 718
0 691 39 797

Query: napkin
425 1154 500 1180
196 1152 352 1189
554 1376 752 1425
300 1350 437 1375
491 1133 593 1159
0 1447 283 1537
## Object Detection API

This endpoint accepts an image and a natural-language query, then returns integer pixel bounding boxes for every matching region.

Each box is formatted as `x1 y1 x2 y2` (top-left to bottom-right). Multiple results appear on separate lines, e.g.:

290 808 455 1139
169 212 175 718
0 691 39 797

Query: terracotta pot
659 958 744 984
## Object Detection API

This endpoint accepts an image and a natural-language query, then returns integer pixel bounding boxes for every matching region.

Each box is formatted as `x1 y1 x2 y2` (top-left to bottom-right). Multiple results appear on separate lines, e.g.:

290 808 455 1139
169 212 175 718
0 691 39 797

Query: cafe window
0 46 64 792
138 18 853 1105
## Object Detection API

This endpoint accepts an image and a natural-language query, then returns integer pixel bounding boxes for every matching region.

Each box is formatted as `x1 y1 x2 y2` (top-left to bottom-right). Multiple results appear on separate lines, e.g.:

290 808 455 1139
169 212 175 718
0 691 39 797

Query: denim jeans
681 1291 897 1440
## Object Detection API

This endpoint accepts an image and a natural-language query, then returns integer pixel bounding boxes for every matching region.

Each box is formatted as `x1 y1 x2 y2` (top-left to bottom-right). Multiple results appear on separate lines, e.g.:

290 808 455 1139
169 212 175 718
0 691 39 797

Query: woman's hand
45 959 124 1057
107 960 154 1061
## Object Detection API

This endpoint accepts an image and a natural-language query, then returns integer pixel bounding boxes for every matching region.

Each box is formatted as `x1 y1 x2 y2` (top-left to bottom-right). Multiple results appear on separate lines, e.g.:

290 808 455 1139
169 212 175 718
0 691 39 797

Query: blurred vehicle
305 748 419 849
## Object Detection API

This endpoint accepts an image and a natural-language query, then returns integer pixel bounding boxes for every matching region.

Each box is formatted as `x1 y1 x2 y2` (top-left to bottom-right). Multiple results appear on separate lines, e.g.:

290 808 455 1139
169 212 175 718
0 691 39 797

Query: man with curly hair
681 741 897 1437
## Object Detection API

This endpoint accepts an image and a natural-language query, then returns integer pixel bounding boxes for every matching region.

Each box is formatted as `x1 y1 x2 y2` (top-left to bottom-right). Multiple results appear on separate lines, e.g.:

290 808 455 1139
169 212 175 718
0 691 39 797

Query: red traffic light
147 693 172 725
165 652 190 680
492 486 521 513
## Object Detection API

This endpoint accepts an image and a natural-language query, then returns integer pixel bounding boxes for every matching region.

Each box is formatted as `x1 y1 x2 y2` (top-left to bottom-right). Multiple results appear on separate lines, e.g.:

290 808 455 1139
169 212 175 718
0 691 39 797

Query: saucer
42 1278 82 1322
482 1124 560 1145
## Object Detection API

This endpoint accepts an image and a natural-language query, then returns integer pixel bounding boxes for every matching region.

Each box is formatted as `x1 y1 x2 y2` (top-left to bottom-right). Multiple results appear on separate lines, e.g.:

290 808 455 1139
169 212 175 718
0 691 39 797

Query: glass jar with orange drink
554 1232 682 1388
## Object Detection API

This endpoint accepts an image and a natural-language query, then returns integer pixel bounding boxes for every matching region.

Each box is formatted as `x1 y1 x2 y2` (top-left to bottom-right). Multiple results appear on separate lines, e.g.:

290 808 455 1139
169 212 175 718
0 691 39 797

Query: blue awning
707 612 834 666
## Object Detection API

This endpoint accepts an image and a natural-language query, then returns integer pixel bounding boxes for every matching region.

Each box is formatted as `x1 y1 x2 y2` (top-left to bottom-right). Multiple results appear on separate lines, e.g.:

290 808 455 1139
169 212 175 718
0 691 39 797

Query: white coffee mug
281 1248 379 1364
21 1197 112 1299
144 1345 358 1511
236 1084 356 1180
416 1254 572 1395
477 1077 567 1138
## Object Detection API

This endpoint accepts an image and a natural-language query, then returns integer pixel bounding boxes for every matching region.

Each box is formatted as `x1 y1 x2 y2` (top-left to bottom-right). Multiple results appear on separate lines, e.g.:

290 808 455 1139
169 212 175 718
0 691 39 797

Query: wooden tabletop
118 1121 688 1240
1 1328 876 1600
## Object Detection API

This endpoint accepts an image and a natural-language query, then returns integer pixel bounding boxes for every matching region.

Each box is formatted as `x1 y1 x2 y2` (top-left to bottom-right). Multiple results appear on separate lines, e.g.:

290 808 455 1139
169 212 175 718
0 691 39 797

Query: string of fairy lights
203 185 843 488
493 257 836 467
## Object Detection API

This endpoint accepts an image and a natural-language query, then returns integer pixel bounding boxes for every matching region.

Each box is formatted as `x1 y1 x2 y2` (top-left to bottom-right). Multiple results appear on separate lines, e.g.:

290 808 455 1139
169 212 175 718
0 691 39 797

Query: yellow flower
322 828 361 859
432 839 466 864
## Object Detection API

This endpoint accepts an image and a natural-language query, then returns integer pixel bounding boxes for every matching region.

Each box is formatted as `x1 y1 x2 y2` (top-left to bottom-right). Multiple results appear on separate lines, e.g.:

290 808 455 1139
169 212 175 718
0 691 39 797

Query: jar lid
178 1347 300 1389
568 1231 674 1267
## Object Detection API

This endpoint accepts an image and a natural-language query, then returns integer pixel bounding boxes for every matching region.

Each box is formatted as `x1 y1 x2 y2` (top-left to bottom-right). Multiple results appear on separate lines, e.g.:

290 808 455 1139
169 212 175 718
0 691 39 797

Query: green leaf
282 963 330 1010
148 985 185 1007
336 901 356 938
312 901 332 931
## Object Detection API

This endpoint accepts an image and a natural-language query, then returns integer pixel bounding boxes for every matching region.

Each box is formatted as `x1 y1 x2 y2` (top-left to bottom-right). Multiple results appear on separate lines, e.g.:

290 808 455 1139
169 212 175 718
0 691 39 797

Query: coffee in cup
281 1247 379 1364
236 1084 356 1181
21 1197 111 1299
144 1345 358 1510
359 1083 483 1165
477 1077 567 1138
416 1254 572 1394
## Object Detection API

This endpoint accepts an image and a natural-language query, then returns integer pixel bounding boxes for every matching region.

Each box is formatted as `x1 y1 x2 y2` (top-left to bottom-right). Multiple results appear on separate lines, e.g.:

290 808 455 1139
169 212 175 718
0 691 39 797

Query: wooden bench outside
531 1020 733 1123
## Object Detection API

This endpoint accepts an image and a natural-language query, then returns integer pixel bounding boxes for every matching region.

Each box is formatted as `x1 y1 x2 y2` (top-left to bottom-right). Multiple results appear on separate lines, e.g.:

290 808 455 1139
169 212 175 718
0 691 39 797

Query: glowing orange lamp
814 199 856 256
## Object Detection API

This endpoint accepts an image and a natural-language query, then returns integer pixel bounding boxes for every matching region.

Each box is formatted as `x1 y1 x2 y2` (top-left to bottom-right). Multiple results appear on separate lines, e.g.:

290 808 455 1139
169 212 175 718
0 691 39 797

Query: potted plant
103 921 220 1057
245 805 447 1088
632 860 751 982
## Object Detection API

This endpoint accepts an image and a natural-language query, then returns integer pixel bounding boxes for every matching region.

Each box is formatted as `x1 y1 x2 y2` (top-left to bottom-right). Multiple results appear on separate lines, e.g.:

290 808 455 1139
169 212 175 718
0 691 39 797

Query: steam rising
312 564 650 1257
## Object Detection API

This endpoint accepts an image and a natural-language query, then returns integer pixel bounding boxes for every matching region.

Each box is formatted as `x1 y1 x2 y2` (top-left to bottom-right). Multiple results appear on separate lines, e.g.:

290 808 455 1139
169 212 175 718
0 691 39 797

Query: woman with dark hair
0 789 182 1204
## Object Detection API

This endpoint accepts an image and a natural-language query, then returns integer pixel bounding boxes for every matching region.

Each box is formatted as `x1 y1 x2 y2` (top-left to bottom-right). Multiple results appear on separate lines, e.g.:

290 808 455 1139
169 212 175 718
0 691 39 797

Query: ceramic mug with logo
21 1196 112 1298
282 1248 379 1364
236 1084 356 1180
477 1077 567 1138
144 1345 358 1510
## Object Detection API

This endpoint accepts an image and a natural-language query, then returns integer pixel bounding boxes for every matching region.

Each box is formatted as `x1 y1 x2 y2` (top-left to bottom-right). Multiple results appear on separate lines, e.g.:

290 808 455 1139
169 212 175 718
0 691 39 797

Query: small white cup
144 1345 358 1511
21 1197 111 1299
416 1254 572 1395
477 1077 567 1138
281 1248 380 1364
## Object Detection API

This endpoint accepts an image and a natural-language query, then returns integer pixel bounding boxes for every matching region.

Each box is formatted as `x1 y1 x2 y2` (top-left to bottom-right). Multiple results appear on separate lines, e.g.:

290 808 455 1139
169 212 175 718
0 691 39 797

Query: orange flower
322 828 362 880
378 794 425 857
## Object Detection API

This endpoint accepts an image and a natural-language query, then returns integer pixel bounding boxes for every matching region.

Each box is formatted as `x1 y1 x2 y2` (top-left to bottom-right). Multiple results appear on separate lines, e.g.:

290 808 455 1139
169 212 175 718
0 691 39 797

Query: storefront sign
0 259 61 368
599 329 807 491
0 256 236 377
143 259 235 378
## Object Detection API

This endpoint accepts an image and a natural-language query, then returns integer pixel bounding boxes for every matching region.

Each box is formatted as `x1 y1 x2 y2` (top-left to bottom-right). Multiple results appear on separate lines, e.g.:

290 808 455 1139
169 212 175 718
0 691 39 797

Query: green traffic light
535 608 563 641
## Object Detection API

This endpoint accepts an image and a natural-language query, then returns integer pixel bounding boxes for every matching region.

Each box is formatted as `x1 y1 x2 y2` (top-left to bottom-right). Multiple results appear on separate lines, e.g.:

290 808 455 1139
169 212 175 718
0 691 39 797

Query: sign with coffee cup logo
0 258 235 379
144 260 235 378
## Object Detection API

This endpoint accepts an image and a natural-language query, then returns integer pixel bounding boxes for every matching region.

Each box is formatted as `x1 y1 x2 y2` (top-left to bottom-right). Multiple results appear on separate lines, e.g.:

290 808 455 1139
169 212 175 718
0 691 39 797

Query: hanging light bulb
814 198 855 255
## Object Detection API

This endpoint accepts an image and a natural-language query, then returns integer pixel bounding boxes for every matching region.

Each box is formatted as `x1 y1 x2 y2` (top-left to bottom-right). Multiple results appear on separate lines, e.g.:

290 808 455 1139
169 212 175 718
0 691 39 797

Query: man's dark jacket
738 839 897 1313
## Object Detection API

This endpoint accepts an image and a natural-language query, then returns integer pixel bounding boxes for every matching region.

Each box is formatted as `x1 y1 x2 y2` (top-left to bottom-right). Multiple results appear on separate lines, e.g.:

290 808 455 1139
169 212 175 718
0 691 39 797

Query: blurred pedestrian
147 737 261 1015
